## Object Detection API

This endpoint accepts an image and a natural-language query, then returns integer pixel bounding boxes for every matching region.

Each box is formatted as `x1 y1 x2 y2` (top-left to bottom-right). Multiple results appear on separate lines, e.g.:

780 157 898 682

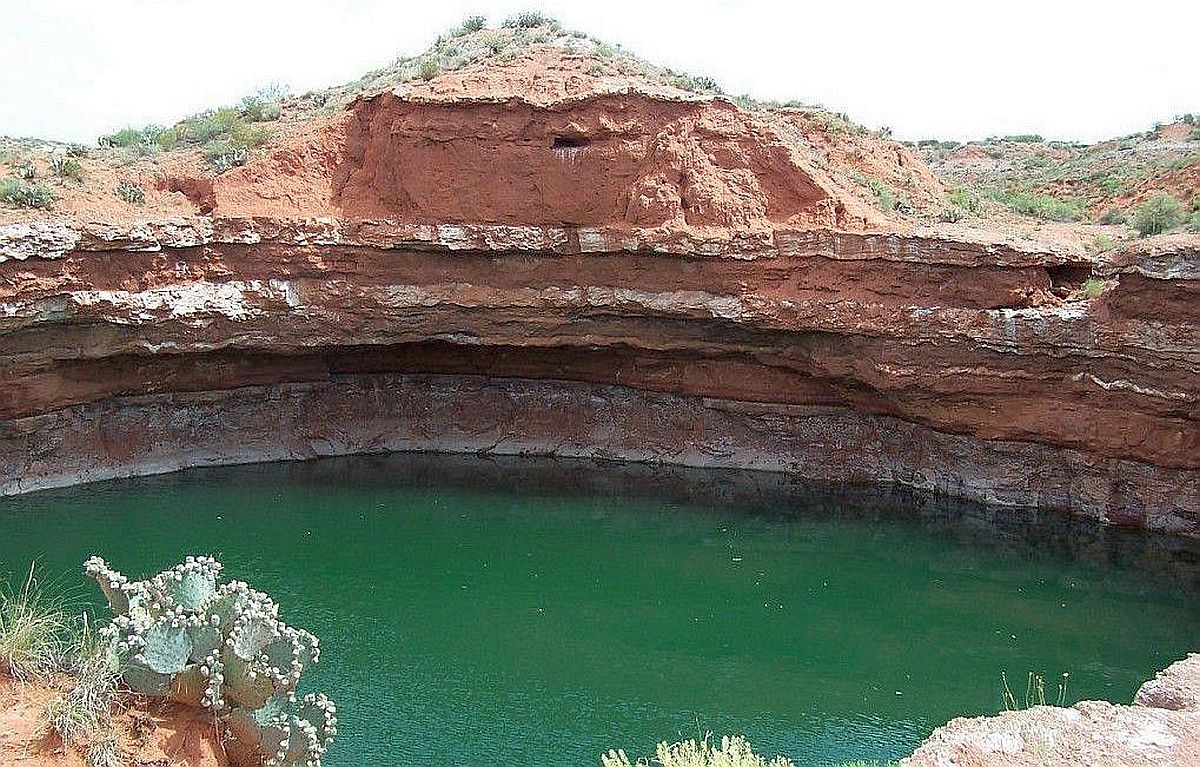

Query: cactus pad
86 556 336 767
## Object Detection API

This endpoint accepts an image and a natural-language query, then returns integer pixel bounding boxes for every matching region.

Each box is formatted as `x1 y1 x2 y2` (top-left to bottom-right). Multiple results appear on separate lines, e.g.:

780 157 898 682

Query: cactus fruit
85 556 336 767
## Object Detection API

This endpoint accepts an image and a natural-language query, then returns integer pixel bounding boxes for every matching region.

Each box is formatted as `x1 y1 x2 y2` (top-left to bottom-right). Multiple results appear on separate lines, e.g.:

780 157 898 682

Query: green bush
115 180 145 204
948 188 981 213
1189 210 1200 232
240 95 282 122
1098 207 1126 225
456 14 487 33
418 58 440 81
1003 134 1044 143
482 33 507 53
98 127 143 148
203 139 249 172
184 108 242 142
99 124 175 151
50 155 83 181
668 73 722 94
16 160 36 179
0 178 57 208
851 172 902 212
502 11 558 28
986 186 1085 221
1132 192 1184 236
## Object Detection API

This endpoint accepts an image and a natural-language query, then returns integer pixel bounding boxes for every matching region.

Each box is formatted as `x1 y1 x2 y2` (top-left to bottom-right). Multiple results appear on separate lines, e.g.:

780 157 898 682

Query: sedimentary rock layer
1 218 1197 535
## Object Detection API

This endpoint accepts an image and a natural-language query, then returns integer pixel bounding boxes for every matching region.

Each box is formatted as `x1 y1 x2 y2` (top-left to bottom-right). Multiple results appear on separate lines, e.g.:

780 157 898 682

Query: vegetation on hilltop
913 117 1200 237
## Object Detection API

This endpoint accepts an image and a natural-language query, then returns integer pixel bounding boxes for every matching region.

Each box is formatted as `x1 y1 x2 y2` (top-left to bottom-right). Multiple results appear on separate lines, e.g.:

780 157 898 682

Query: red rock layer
1 218 1197 535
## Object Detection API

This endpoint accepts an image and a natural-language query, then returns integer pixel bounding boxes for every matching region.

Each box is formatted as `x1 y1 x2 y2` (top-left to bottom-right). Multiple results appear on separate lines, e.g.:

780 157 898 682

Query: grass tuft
42 617 122 764
0 564 68 683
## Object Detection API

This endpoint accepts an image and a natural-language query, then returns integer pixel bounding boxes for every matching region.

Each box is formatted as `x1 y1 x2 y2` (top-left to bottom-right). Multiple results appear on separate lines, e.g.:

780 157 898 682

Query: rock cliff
0 41 1197 538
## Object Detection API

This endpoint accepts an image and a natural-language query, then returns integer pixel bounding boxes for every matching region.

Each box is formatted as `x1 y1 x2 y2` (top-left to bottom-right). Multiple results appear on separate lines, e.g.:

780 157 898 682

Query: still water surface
1 455 1197 766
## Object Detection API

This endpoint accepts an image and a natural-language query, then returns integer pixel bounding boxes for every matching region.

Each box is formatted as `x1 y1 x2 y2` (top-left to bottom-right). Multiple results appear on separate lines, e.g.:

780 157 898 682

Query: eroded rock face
0 214 1197 536
903 655 1200 767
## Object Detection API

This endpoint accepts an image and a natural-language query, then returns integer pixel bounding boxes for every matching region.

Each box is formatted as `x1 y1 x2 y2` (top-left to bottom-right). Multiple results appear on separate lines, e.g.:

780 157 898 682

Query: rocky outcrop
1 215 1197 535
903 654 1200 767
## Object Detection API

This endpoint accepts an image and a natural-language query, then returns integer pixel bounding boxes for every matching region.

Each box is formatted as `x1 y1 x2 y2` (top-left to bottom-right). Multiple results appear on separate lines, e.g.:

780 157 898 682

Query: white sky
2 0 1197 145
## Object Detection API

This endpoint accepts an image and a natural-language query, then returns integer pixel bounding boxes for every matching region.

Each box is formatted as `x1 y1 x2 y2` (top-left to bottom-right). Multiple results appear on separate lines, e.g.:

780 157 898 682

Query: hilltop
0 12 1196 254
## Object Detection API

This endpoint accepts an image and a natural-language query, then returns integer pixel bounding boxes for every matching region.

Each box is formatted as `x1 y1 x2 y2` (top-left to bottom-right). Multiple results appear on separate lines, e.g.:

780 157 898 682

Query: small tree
1132 192 1184 236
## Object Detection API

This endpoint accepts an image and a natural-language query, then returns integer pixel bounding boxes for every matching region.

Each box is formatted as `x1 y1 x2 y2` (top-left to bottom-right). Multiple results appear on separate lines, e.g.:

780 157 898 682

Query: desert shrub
50 155 83 181
98 124 173 151
1192 127 1200 141
939 206 965 223
184 107 242 142
851 172 900 212
948 188 981 213
230 122 271 148
0 565 68 682
1098 175 1125 195
1003 134 1043 143
1098 207 1126 224
1189 211 1200 232
1132 192 1184 236
115 180 145 204
17 160 36 179
66 144 90 158
456 14 487 33
0 178 57 209
482 33 507 53
418 58 440 81
1091 234 1116 253
602 734 793 767
240 94 282 122
669 73 722 94
502 11 558 29
85 556 337 767
986 186 1085 221
1082 278 1107 298
98 127 143 148
203 140 249 172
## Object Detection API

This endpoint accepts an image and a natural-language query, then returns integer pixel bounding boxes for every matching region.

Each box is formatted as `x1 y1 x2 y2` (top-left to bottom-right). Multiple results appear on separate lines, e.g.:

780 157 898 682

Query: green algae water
1 455 1198 766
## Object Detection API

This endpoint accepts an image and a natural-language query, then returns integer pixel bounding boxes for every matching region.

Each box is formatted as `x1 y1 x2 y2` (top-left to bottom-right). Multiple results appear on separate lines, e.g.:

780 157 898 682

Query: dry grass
602 734 795 767
0 564 68 682
42 616 123 766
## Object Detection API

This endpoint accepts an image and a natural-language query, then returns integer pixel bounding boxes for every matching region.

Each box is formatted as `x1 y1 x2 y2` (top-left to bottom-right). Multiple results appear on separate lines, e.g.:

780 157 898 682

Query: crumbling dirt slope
0 674 226 767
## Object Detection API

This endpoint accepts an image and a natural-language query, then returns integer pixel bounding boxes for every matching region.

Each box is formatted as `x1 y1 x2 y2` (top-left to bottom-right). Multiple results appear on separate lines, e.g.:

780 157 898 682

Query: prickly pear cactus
85 556 337 767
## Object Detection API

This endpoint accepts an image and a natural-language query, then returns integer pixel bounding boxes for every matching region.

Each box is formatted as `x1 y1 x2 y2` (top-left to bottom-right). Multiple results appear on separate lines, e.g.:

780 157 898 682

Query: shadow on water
1 453 1197 766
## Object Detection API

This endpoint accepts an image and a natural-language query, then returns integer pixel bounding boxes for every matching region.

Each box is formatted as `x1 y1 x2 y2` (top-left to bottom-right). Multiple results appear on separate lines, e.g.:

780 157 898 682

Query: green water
1 455 1197 766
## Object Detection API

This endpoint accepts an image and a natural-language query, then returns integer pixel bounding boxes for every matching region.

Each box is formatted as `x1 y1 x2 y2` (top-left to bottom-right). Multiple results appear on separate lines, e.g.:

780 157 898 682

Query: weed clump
418 58 440 81
115 180 145 204
602 734 794 767
50 155 83 181
502 11 558 29
1132 192 1184 236
0 177 57 209
456 15 487 34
